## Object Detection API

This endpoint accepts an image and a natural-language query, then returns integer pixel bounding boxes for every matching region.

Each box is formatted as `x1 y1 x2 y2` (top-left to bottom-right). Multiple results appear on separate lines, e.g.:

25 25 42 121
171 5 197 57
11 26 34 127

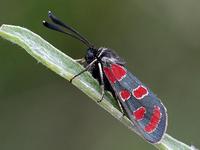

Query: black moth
43 11 167 143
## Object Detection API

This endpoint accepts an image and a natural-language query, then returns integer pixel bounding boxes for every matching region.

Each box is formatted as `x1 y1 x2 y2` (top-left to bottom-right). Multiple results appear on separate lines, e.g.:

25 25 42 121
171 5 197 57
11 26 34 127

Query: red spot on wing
103 67 117 83
119 90 131 101
144 106 161 133
133 85 148 100
110 64 127 81
133 107 146 121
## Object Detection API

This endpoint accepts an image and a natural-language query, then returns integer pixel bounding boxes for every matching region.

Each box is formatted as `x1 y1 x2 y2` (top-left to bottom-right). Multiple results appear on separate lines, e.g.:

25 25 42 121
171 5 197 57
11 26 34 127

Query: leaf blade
0 24 195 150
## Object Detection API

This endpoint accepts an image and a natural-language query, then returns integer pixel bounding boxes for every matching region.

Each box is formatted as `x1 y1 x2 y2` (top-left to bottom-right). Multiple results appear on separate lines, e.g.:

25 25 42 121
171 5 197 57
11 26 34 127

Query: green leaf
0 24 196 150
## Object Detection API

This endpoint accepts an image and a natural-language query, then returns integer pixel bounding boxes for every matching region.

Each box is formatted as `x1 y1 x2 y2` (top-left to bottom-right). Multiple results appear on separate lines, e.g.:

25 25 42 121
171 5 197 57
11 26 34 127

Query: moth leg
74 58 85 64
97 62 105 103
116 96 125 116
70 59 97 83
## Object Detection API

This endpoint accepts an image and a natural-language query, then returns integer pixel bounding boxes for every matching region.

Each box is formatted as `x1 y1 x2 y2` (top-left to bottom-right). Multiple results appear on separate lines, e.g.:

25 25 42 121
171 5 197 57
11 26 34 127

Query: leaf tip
0 24 4 30
0 24 9 31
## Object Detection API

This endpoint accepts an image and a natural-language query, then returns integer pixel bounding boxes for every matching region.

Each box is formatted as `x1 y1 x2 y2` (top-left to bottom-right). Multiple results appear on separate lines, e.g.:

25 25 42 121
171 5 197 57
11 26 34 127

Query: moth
43 11 167 143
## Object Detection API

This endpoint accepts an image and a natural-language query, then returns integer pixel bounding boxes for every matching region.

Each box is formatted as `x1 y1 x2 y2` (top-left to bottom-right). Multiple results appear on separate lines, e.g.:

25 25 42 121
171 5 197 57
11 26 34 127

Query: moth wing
102 63 167 143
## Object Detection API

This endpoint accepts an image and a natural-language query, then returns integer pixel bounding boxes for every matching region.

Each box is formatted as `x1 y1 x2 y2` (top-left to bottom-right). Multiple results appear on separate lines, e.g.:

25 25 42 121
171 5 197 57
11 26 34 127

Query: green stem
0 24 197 150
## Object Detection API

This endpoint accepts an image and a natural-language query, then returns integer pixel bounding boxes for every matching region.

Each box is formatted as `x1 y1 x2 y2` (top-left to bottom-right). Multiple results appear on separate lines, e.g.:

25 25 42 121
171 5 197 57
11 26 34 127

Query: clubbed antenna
43 11 94 48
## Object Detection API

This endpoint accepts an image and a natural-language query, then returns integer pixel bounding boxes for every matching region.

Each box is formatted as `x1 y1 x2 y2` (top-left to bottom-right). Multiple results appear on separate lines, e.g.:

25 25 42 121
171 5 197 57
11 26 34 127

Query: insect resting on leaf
43 11 168 143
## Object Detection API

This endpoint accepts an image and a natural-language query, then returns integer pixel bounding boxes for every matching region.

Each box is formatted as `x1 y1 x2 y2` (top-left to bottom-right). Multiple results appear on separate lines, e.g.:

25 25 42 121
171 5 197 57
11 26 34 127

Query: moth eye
88 52 93 59
86 49 95 62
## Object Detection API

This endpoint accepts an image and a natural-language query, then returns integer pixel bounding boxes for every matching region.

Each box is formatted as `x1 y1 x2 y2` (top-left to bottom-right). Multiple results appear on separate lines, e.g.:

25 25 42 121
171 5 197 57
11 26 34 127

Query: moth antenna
48 11 94 48
43 20 91 47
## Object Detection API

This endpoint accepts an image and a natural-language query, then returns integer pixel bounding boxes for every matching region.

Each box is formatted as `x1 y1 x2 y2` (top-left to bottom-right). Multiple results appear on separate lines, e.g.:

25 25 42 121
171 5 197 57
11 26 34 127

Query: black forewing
102 62 167 143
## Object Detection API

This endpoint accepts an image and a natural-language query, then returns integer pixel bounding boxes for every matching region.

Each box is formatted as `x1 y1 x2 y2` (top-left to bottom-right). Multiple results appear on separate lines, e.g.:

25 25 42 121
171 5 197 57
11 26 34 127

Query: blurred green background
0 0 200 149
